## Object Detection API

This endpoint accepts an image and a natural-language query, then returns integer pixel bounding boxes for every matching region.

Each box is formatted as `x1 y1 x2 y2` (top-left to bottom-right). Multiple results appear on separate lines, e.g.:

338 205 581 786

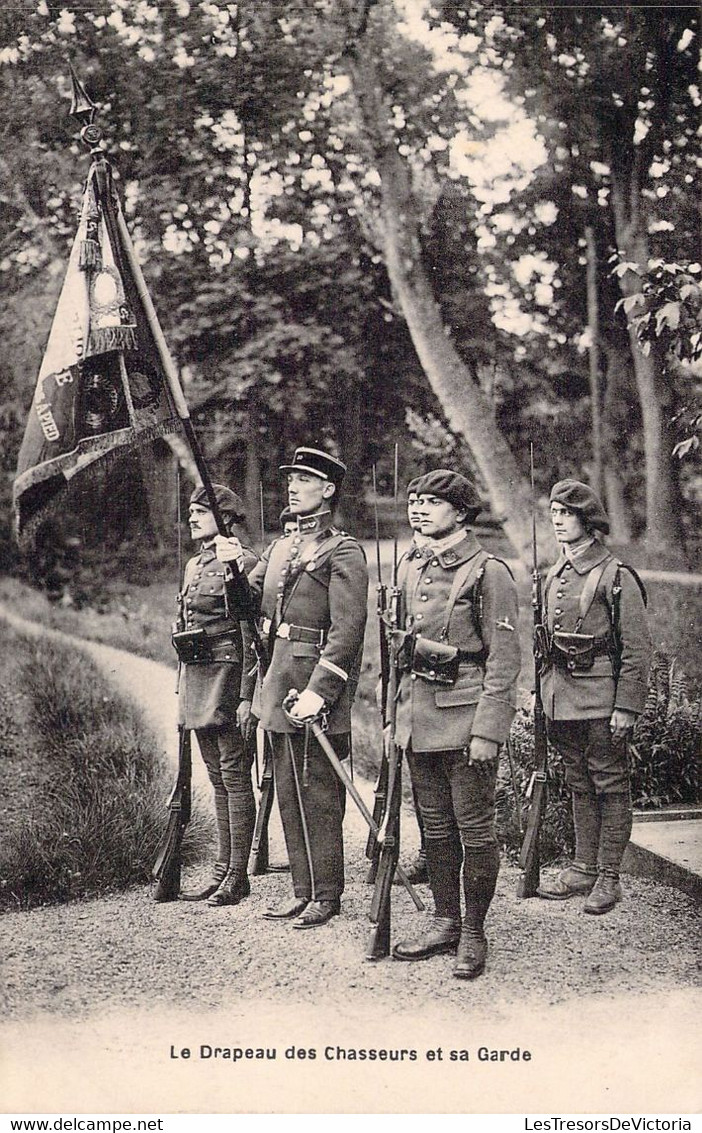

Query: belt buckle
277 622 291 639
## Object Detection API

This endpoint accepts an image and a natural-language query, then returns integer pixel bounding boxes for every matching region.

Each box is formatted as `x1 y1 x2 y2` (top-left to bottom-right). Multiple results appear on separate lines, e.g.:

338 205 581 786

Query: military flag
13 156 182 541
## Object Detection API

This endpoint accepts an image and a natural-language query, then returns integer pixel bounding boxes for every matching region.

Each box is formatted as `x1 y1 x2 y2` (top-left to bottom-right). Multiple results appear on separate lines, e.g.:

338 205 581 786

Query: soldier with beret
391 469 521 978
176 483 259 907
218 447 368 929
396 477 429 885
537 479 651 914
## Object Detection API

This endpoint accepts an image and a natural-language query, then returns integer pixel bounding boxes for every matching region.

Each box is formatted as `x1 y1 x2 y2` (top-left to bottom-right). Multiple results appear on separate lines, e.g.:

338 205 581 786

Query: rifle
367 444 408 960
248 484 281 875
152 726 192 901
365 465 390 883
249 725 275 874
516 443 550 898
153 465 192 901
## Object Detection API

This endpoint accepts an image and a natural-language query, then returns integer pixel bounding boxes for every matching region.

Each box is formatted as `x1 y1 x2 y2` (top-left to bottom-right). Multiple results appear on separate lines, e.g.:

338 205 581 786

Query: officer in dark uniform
391 470 521 978
176 483 258 907
537 480 652 914
218 448 368 928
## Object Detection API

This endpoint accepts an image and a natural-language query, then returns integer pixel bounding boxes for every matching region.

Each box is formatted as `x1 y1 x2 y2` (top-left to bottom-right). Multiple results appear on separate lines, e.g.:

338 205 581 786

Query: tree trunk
244 405 262 546
336 380 366 530
346 50 548 564
600 340 636 543
585 225 604 499
609 158 685 557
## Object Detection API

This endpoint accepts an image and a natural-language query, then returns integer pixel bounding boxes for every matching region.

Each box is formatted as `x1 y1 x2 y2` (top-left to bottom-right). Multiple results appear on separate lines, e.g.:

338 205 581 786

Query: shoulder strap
616 562 648 607
574 555 614 631
440 550 490 640
280 531 349 616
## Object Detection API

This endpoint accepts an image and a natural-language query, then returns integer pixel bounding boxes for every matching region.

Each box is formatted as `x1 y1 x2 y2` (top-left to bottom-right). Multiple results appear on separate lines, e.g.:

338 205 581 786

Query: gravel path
1 608 700 1114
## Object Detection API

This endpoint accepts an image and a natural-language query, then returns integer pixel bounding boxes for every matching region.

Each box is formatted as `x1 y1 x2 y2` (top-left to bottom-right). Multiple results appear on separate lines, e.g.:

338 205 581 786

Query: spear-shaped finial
68 61 104 154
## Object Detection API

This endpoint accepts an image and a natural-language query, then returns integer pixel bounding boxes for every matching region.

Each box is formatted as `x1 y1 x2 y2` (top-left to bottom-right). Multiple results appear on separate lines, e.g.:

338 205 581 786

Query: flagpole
112 209 230 529
67 65 267 670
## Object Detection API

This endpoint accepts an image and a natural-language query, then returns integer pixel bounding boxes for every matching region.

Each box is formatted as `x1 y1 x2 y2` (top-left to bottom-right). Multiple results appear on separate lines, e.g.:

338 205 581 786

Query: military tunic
178 541 258 730
541 541 652 795
396 530 521 752
396 529 521 852
247 509 368 902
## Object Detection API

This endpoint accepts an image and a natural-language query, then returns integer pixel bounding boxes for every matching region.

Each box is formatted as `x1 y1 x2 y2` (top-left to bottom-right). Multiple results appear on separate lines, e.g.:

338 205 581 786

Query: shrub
497 709 574 865
629 650 701 808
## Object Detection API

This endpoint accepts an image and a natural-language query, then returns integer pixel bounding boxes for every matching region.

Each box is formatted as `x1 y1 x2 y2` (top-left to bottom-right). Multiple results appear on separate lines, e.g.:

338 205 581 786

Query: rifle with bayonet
367 445 414 959
153 467 192 901
516 444 550 898
365 465 391 884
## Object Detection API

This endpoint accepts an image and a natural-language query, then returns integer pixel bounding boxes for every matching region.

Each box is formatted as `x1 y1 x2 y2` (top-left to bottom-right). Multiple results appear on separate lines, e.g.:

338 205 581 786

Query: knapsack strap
574 556 614 632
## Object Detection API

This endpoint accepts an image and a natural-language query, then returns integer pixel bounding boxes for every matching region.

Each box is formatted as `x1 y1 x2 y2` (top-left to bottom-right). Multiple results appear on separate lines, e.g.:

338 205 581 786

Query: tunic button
420 594 428 602
555 608 562 615
425 578 432 585
415 613 423 620
556 592 564 599
554 622 562 629
411 674 417 681
565 564 572 570
431 560 439 567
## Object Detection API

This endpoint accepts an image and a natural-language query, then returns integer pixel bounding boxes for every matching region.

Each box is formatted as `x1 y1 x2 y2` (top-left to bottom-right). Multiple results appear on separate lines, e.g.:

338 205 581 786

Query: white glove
214 534 244 569
288 688 325 723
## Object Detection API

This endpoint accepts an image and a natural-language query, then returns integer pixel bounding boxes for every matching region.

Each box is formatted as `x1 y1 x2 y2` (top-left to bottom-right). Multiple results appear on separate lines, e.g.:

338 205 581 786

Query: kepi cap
280 446 347 487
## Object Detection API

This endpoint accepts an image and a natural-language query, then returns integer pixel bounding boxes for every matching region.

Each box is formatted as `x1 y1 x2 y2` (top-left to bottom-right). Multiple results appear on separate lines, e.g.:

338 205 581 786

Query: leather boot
180 862 228 902
392 915 461 961
454 844 499 981
392 835 462 961
583 792 632 915
537 789 599 899
207 763 256 907
207 869 251 907
537 864 597 900
394 848 428 886
425 834 463 919
583 872 622 915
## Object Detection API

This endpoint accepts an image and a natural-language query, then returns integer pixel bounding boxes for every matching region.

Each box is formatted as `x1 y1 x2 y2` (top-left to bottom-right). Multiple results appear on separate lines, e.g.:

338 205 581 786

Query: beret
550 479 609 534
280 446 346 487
413 468 482 517
190 482 246 521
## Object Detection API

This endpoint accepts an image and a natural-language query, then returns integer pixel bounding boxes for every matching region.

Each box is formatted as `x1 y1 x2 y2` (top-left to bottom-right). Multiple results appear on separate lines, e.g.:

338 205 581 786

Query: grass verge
0 624 210 911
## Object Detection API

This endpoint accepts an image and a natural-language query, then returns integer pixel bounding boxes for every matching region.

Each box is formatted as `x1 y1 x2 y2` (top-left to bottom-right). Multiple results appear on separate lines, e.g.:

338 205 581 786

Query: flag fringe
88 326 138 355
14 417 182 544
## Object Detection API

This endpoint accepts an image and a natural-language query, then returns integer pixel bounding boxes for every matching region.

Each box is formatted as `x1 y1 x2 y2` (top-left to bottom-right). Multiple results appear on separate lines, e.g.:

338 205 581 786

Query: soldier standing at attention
391 469 521 978
176 484 258 907
217 447 368 929
397 478 429 885
537 480 651 914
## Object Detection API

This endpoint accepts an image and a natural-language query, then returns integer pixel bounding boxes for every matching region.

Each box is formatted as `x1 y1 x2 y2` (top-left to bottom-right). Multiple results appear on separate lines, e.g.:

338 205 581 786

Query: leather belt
261 618 326 645
277 622 326 644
